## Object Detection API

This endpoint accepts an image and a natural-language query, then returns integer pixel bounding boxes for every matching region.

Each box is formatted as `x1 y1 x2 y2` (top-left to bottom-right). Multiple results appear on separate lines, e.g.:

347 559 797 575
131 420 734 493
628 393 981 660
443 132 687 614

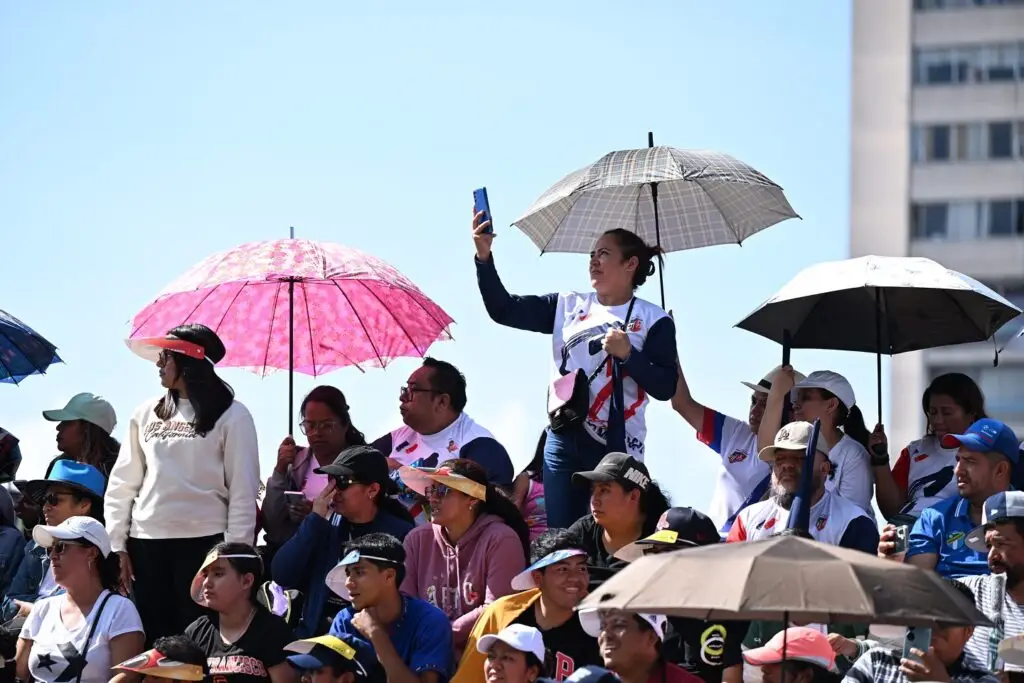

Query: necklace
219 607 257 644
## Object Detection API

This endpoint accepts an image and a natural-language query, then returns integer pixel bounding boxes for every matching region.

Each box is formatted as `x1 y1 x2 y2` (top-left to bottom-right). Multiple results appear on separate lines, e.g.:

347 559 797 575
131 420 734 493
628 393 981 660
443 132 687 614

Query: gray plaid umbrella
513 140 799 305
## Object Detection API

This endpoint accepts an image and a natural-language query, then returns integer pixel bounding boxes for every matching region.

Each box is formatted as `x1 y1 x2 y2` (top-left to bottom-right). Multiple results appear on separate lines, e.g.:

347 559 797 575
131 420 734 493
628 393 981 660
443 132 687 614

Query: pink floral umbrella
129 239 454 425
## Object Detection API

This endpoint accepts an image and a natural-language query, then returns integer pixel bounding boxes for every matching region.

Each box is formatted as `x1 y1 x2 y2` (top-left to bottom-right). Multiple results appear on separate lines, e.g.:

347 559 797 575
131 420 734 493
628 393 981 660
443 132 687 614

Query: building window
917 0 1024 10
911 120 1020 162
911 199 1024 240
914 42 1024 85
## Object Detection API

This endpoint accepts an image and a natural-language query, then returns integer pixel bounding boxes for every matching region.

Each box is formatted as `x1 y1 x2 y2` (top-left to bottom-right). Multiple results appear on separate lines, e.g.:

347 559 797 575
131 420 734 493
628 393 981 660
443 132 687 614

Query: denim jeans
543 426 609 529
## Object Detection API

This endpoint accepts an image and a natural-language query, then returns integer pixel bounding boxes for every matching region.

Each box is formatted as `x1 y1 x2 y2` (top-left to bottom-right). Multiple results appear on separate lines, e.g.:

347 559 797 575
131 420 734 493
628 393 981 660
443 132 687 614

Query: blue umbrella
786 419 822 534
0 310 62 384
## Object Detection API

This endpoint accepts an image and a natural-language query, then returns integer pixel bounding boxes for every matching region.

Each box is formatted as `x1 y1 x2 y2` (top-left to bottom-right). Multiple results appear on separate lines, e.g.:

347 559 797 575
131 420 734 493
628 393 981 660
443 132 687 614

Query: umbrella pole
288 226 295 435
875 288 883 424
648 131 666 309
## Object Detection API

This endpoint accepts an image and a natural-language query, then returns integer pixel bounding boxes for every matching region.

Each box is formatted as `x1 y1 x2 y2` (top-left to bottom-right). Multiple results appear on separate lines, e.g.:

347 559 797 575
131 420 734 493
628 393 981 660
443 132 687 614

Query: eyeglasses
42 492 73 507
399 385 440 403
299 420 339 435
48 540 88 556
332 477 367 490
424 484 452 499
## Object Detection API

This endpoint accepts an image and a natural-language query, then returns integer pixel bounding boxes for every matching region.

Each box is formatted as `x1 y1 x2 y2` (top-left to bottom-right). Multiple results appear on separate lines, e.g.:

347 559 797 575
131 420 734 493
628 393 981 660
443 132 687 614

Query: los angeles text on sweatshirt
105 396 261 553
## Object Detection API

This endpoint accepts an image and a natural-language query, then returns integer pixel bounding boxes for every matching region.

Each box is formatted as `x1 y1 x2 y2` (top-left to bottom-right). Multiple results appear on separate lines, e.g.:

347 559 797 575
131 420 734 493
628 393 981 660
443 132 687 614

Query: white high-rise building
851 0 1024 455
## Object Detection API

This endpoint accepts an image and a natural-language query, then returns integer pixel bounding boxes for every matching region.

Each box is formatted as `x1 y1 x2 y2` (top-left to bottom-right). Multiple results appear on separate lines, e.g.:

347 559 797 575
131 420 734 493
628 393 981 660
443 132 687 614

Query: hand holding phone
902 626 932 664
473 188 493 234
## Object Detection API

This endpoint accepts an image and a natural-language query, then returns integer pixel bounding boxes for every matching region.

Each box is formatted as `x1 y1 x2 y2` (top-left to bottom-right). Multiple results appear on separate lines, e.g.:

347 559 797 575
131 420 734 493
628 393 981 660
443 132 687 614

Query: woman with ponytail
472 211 678 530
757 367 875 515
398 459 528 655
263 386 367 556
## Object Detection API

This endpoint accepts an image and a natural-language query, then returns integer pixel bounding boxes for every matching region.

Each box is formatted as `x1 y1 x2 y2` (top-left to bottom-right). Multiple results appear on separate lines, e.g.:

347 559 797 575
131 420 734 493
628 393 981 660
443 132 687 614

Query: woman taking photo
399 459 529 653
186 542 297 683
472 214 677 528
758 368 874 515
272 444 415 638
263 386 368 559
870 372 986 522
16 516 145 683
107 323 261 643
41 392 120 478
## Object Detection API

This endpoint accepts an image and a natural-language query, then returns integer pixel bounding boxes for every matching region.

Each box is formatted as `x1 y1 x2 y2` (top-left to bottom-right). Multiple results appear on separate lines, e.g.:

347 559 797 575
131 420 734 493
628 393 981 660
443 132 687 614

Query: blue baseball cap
17 460 106 504
510 549 588 591
967 491 1024 552
941 418 1020 464
285 635 375 679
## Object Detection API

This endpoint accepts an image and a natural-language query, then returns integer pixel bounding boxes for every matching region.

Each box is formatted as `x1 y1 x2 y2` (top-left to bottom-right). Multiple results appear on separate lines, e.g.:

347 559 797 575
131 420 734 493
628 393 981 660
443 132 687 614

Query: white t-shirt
696 409 769 534
823 434 874 515
21 591 144 683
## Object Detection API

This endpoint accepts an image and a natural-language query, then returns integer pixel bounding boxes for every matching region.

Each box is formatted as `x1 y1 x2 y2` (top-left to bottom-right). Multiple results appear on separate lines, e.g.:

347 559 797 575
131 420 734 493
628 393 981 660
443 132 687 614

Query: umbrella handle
782 329 792 367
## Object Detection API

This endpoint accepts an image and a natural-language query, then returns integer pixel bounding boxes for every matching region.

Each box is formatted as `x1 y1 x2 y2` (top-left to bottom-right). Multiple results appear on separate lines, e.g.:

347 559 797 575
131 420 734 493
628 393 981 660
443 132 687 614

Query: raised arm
671 357 706 431
473 211 557 334
757 366 796 452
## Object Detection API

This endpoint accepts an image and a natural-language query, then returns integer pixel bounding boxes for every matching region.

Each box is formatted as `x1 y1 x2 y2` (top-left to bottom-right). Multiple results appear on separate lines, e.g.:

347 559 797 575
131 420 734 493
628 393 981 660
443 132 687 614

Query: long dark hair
923 373 987 436
603 229 664 289
819 389 872 451
639 479 671 526
441 458 530 559
79 422 121 475
83 543 121 592
155 324 235 436
300 385 366 446
207 541 265 608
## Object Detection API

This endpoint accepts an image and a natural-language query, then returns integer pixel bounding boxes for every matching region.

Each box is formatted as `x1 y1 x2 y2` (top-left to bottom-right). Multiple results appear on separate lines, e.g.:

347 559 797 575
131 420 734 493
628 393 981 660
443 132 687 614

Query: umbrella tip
647 131 654 148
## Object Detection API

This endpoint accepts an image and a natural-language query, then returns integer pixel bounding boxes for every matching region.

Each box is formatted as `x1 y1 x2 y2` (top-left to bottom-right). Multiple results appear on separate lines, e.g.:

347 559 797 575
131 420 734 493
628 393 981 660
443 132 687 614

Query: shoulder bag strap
586 297 638 384
76 591 114 683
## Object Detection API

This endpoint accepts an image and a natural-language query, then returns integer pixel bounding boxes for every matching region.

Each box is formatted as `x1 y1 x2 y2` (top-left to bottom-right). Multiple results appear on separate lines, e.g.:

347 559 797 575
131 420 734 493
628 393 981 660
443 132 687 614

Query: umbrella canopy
736 255 1021 355
0 310 62 385
513 146 798 255
579 535 991 628
129 238 454 375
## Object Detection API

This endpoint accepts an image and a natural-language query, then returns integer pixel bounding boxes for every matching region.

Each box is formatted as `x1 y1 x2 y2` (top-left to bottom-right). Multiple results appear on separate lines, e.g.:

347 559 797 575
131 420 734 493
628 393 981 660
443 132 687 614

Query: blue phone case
474 188 493 234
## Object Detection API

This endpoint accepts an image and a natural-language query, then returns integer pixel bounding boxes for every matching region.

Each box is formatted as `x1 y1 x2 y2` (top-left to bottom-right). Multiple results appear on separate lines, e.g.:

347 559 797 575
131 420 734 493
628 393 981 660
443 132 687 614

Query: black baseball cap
636 507 719 548
572 452 651 492
315 445 396 493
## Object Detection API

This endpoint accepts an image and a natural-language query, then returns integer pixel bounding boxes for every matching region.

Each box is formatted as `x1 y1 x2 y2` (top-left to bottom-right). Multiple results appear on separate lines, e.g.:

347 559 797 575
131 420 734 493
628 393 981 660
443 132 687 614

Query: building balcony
910 235 1024 280
914 6 1024 47
911 161 1024 201
914 82 1024 122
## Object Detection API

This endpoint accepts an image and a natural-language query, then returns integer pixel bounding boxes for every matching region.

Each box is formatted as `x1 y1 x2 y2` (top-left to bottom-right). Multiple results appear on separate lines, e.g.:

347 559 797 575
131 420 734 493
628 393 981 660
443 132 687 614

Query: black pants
128 534 221 645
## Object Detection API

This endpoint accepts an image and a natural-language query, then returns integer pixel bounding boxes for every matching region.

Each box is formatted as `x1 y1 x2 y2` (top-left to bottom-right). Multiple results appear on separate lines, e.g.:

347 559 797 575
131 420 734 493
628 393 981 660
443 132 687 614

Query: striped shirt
843 647 997 683
958 573 1024 672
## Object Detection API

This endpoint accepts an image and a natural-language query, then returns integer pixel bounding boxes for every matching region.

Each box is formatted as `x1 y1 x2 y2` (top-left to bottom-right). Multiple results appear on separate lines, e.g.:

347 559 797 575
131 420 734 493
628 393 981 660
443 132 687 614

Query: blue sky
0 1 872 511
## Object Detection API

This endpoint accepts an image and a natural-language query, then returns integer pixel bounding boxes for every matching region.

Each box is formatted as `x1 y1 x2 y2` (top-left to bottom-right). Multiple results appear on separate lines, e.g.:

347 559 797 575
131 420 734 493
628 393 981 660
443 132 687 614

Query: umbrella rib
260 284 284 378
328 280 386 367
943 289 989 342
0 325 56 384
353 280 427 361
692 179 744 244
302 282 319 376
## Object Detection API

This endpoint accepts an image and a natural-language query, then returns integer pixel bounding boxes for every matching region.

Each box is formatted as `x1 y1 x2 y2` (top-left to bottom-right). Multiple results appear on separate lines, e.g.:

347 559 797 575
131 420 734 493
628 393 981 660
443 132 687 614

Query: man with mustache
956 491 1024 673
879 419 1019 578
726 421 877 553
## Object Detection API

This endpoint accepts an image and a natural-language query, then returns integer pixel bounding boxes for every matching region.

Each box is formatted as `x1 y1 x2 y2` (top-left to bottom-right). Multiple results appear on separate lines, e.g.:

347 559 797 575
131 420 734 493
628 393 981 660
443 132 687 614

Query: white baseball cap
791 371 856 411
42 393 117 435
578 608 668 641
33 516 111 558
742 365 807 395
758 421 832 462
477 624 546 663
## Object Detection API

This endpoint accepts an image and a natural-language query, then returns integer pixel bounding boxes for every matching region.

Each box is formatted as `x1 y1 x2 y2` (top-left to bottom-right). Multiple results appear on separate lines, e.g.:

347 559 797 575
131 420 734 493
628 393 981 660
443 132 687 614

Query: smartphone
891 525 909 555
902 626 932 663
473 187 493 234
284 491 307 506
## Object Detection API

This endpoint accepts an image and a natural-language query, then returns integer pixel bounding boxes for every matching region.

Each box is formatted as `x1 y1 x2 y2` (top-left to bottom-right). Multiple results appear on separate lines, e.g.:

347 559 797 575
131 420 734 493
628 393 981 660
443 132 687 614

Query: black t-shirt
186 609 295 683
566 514 659 589
513 603 602 682
662 617 748 683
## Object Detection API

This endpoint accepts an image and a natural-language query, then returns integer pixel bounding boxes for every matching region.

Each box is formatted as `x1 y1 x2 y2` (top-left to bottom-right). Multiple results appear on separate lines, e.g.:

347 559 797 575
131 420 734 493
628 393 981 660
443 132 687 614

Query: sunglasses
332 477 367 490
42 492 73 507
48 540 89 556
424 484 452 499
